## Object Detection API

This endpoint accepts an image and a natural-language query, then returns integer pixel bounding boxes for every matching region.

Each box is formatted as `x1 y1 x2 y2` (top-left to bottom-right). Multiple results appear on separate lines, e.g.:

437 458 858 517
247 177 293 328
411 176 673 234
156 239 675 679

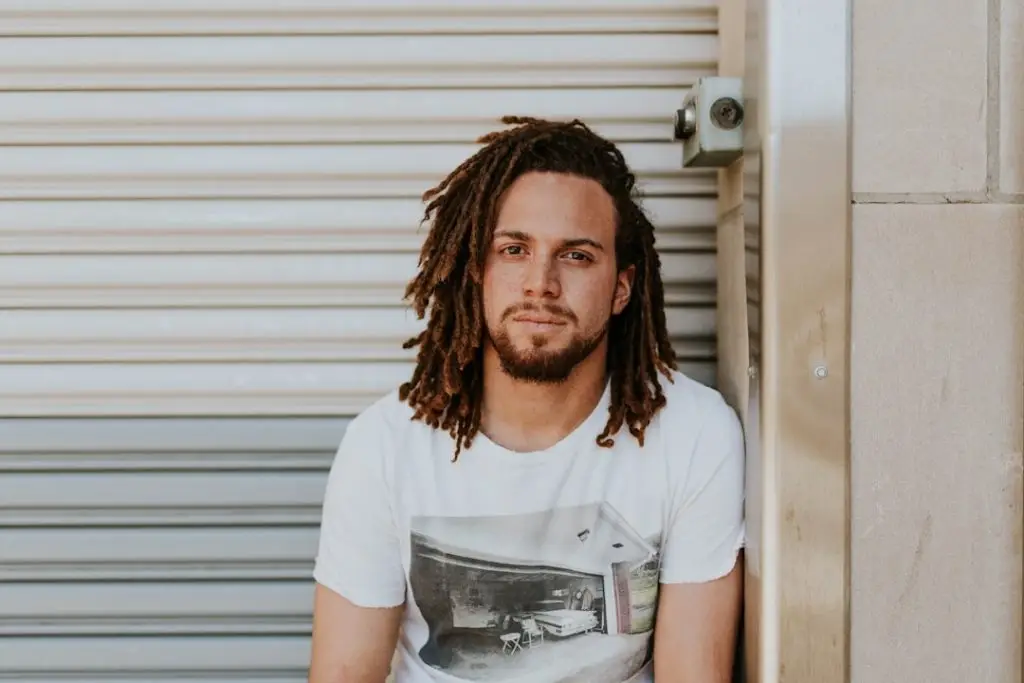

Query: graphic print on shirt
408 502 661 683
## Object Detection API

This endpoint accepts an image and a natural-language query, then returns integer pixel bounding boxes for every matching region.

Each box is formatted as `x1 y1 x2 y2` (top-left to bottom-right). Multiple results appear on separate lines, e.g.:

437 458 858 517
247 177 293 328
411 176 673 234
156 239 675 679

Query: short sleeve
659 397 746 584
312 409 407 607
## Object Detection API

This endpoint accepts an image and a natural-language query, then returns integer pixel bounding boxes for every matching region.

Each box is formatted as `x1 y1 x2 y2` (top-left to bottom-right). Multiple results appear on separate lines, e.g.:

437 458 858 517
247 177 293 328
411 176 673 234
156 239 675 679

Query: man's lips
512 315 567 325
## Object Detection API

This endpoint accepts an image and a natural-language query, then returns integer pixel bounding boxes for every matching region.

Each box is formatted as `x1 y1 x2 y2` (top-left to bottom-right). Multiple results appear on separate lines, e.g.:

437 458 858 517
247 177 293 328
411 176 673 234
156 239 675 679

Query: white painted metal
0 0 718 35
0 2 719 680
0 196 716 252
0 144 714 199
0 35 715 89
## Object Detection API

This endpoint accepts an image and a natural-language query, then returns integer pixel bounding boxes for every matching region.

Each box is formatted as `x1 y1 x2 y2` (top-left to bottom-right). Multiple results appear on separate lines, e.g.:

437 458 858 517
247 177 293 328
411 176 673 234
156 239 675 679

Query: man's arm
308 584 403 683
653 554 744 682
307 407 408 683
654 394 746 682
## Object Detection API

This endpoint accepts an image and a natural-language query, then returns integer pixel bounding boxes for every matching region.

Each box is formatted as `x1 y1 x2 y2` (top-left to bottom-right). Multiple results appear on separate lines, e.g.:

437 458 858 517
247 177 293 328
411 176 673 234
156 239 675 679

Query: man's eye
502 245 524 255
566 251 591 261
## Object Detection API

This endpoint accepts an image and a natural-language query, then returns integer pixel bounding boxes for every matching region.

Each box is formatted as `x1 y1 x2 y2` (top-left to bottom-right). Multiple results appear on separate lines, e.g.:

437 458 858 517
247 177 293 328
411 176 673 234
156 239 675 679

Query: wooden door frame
716 1 852 682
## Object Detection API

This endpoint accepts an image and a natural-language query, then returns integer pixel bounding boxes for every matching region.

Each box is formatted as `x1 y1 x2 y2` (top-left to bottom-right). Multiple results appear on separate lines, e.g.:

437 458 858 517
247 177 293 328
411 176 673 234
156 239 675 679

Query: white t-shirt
313 369 745 683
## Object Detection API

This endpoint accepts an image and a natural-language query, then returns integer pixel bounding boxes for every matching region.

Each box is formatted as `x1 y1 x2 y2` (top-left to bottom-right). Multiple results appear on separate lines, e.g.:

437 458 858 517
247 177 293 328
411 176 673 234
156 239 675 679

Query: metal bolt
710 96 744 130
814 365 828 379
673 103 697 140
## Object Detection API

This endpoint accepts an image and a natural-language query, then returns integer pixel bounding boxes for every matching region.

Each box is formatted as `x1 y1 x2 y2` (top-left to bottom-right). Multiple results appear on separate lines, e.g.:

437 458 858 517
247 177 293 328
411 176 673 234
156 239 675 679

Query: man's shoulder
346 387 421 440
657 368 737 428
649 369 743 464
334 388 435 476
651 370 744 495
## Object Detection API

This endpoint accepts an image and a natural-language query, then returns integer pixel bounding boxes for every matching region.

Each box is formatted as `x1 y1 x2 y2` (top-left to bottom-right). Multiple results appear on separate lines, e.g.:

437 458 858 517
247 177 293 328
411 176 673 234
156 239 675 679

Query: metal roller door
0 1 719 680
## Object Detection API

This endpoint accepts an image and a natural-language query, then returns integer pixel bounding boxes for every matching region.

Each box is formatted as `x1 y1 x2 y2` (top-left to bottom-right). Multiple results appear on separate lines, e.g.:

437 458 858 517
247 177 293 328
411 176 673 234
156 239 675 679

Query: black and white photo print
408 503 662 682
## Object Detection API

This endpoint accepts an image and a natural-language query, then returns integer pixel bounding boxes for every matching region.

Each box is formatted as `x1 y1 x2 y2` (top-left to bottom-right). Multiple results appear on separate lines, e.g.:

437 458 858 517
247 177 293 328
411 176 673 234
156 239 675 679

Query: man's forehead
490 172 616 240
499 171 609 202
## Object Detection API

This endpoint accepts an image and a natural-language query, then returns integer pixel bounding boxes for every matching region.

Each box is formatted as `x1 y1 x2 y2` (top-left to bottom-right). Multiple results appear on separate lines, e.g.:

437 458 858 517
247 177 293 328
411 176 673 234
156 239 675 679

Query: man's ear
612 265 635 315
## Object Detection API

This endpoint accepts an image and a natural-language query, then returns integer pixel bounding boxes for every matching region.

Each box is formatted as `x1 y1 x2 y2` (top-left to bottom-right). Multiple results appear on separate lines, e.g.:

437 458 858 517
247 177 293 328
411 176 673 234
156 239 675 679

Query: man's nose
522 256 561 299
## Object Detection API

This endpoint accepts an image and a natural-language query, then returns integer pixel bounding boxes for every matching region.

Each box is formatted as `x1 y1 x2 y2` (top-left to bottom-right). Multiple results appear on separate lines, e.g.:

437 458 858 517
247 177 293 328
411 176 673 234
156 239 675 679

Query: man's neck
479 343 608 453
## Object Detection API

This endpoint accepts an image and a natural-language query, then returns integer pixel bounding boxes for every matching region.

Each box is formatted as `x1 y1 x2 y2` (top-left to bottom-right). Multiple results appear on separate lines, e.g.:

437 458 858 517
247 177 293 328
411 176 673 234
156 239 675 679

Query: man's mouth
512 315 567 326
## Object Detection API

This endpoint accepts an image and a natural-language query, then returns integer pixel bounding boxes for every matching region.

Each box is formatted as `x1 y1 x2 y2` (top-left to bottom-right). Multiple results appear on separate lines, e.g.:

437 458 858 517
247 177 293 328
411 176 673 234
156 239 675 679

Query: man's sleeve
659 397 746 584
312 411 407 607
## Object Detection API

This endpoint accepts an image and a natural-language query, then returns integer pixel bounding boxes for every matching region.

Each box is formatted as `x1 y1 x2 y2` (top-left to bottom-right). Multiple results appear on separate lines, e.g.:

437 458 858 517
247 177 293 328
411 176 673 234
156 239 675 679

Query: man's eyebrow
493 231 606 252
562 238 605 251
493 229 531 241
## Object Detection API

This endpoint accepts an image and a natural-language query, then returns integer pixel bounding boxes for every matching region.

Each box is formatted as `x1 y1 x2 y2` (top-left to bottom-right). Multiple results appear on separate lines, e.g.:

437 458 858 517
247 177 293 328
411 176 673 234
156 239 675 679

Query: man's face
482 171 634 383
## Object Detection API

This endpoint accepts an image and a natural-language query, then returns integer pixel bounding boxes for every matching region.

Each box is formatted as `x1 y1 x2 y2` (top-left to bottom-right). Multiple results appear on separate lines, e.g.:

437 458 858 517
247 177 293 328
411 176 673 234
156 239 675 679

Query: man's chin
506 348 560 366
487 325 606 383
518 337 568 354
497 356 575 384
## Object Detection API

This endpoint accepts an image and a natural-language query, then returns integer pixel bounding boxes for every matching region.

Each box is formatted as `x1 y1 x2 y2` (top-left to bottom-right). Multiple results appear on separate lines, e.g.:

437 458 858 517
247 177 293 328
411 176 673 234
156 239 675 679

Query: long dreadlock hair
399 116 678 460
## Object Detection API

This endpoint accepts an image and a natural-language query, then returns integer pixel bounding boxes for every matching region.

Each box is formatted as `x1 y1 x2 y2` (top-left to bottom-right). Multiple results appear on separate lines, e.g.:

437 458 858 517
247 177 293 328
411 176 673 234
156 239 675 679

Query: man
308 117 745 683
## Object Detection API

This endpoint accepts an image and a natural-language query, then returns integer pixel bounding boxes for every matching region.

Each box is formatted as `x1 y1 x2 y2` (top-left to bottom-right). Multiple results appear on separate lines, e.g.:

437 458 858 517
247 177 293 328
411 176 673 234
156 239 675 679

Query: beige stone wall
851 1 1023 681
717 0 1023 681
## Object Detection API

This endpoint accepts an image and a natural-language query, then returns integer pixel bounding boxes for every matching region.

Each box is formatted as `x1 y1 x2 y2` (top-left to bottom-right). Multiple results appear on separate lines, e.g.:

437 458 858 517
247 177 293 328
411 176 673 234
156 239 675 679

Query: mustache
501 302 578 324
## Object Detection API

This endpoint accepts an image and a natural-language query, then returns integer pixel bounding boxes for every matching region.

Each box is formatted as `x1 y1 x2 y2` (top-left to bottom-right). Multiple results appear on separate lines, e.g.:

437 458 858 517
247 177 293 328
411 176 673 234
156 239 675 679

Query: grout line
987 0 1002 197
852 192 1024 205
989 192 1024 204
854 192 989 204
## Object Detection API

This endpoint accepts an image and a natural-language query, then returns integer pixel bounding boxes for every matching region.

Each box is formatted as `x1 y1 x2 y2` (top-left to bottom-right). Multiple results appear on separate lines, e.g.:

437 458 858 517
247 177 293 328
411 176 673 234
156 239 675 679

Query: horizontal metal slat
0 678 303 683
0 308 424 363
0 142 714 200
0 251 715 308
0 252 418 307
0 618 309 638
0 361 410 417
0 635 310 674
0 471 327 526
3 510 313 528
0 359 716 417
0 34 716 90
0 308 715 363
0 196 717 254
0 450 337 473
0 0 717 35
1 527 317 581
0 88 689 145
0 417 346 454
0 581 312 636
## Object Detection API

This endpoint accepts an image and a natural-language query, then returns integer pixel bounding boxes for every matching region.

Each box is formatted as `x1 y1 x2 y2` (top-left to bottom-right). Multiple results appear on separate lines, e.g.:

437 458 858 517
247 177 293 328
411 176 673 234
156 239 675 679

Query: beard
488 305 609 384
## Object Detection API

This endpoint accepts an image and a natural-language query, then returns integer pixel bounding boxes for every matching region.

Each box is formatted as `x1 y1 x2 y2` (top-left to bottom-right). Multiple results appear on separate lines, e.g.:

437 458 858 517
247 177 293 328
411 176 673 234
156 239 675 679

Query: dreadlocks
399 116 678 460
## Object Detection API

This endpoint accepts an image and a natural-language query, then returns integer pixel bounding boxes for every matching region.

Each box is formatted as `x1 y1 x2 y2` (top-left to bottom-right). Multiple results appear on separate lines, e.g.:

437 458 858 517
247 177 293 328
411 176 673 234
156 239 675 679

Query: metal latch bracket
673 76 745 168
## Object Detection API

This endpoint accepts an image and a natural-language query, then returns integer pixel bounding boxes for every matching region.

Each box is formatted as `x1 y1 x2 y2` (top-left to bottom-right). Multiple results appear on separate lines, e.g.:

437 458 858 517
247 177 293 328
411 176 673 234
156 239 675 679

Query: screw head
673 103 697 140
814 365 828 379
710 96 744 130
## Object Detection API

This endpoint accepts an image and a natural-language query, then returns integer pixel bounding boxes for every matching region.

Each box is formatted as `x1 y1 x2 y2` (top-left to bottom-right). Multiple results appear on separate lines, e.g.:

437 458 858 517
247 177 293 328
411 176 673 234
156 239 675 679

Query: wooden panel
742 1 851 683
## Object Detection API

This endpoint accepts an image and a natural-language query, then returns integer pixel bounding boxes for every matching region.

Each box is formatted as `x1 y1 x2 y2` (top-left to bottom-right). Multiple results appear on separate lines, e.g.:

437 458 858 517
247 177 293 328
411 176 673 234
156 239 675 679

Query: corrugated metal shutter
0 2 719 680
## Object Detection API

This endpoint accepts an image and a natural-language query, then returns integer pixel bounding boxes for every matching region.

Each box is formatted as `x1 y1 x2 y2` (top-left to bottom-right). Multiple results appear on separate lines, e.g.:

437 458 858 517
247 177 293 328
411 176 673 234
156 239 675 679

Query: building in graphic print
408 503 661 681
